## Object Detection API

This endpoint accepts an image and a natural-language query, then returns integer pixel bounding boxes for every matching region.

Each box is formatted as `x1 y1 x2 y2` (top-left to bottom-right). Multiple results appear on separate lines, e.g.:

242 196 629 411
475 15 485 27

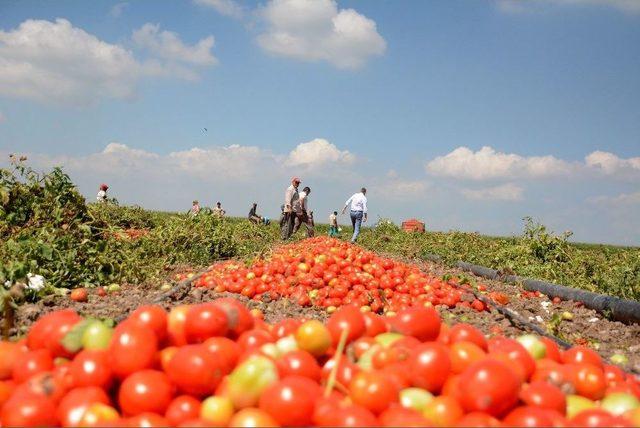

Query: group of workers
97 177 369 243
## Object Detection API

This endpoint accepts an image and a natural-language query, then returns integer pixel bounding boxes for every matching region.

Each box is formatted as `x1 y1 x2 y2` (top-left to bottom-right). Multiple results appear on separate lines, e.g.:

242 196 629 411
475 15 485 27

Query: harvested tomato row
193 236 487 314
1 298 639 427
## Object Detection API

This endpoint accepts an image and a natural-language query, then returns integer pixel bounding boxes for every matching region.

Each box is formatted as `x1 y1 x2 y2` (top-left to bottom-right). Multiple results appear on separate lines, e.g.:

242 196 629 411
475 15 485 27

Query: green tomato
399 388 433 412
226 356 278 409
276 335 298 355
610 354 628 365
81 320 113 350
374 332 404 348
517 334 547 360
601 393 640 416
566 394 596 419
107 284 121 293
357 345 381 371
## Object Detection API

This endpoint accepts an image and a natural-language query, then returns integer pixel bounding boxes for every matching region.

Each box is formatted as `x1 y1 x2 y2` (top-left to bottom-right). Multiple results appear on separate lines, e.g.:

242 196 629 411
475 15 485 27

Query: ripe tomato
321 356 361 387
27 309 81 358
11 370 69 405
379 404 431 426
212 297 255 338
119 370 174 416
167 305 190 346
295 320 332 357
165 395 201 426
389 307 441 342
1 393 58 427
458 359 521 417
455 412 501 427
488 337 535 382
450 341 486 374
184 303 228 343
448 323 488 350
570 408 618 427
237 329 274 352
272 318 302 339
70 288 88 302
503 406 554 427
126 412 169 427
258 376 319 425
519 380 566 413
422 395 464 426
166 345 225 396
202 337 241 374
408 343 451 393
78 403 120 427
276 350 321 381
562 346 603 368
227 408 279 427
326 305 366 346
12 349 54 383
349 370 399 414
69 350 112 389
128 305 168 341
200 396 233 426
108 322 158 378
571 363 607 400
0 341 23 380
57 386 111 427
539 337 562 362
362 312 388 337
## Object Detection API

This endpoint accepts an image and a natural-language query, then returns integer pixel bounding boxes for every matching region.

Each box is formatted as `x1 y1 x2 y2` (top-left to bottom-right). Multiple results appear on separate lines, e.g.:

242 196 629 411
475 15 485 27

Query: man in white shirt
212 202 225 217
341 187 368 243
96 184 108 203
293 186 314 237
281 177 300 240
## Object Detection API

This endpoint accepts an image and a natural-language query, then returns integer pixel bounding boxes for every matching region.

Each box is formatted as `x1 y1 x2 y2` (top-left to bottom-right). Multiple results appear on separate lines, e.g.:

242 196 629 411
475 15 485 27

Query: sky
0 0 639 245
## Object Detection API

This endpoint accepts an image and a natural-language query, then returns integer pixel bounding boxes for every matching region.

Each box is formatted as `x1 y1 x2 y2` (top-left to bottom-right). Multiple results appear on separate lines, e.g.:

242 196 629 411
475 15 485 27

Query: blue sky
1 0 639 245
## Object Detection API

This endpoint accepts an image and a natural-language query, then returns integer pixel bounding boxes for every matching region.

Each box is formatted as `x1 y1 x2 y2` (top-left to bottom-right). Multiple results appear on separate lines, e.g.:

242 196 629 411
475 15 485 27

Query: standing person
328 211 339 237
96 184 108 203
212 202 226 217
293 186 314 238
279 204 286 228
190 200 201 216
281 177 300 240
341 188 368 243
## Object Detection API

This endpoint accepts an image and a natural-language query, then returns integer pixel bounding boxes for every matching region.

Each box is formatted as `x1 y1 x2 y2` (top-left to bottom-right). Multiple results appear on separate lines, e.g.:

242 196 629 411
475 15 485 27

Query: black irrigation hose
455 261 640 325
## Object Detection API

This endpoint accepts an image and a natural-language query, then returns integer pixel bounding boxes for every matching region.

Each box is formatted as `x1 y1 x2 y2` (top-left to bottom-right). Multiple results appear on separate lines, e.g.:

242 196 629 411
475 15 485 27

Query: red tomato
539 337 562 362
69 350 112 389
562 346 603 368
503 406 554 427
571 363 607 400
165 395 201 426
126 412 170 427
108 322 158 378
167 305 190 346
0 341 24 380
458 359 521 417
349 370 399 414
272 318 302 339
423 395 464 426
11 371 68 404
184 303 228 343
1 393 58 427
166 345 225 396
519 381 566 413
27 310 81 358
321 356 361 387
378 404 431 427
276 350 321 381
258 376 319 426
211 297 255 338
448 323 488 350
128 305 168 341
227 408 279 427
362 312 388 337
450 341 486 374
70 288 88 302
331 404 378 426
12 349 54 383
488 337 535 382
389 307 441 342
455 412 501 427
407 343 451 393
570 409 618 427
237 329 274 352
202 337 241 374
326 305 366 346
57 386 111 427
118 370 174 416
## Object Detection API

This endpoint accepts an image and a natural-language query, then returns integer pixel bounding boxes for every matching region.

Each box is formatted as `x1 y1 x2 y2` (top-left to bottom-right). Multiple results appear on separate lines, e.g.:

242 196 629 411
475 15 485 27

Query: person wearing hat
281 177 300 240
96 184 109 203
292 186 314 238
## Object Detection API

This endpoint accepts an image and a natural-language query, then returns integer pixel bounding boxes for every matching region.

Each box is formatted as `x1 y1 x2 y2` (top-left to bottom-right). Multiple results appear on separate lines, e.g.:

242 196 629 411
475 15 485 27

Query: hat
292 177 301 183
100 183 108 190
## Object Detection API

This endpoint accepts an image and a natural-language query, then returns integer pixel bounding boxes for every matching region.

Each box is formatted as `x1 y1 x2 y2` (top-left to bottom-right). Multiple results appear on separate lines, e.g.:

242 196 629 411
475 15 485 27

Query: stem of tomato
324 327 349 398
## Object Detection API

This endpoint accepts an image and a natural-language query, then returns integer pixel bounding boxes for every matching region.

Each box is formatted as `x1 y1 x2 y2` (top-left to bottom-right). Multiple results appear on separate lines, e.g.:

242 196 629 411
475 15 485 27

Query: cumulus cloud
109 2 129 18
194 0 244 18
497 0 640 14
257 0 386 69
133 23 217 66
425 146 571 181
460 183 524 201
585 151 640 176
286 138 355 168
0 19 216 106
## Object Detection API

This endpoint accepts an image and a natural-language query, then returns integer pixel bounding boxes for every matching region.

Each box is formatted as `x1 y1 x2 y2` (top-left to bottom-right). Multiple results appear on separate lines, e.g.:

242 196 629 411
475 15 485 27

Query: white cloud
132 23 217 66
497 0 640 14
286 138 355 168
0 19 216 106
460 183 524 201
377 170 430 200
425 146 571 181
194 0 244 18
588 191 640 205
109 2 129 18
257 0 386 69
585 151 640 176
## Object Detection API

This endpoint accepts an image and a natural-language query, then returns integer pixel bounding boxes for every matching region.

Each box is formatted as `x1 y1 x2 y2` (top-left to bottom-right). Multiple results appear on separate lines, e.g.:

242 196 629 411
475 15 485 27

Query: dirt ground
9 257 640 375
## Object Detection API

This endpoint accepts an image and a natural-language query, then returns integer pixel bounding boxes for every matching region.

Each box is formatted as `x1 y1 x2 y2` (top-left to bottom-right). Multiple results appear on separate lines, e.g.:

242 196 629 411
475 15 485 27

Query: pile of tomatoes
1 297 639 427
194 236 485 314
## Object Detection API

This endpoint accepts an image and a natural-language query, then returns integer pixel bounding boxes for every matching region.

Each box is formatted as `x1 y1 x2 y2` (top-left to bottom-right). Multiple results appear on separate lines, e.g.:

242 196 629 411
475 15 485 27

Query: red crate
402 219 425 233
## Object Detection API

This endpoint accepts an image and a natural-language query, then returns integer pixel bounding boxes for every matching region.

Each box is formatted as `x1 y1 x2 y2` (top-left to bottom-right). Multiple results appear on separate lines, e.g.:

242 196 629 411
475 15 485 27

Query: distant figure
293 186 314 237
96 184 108 203
212 201 226 217
248 203 262 224
329 211 339 237
281 177 301 240
190 200 201 216
279 204 286 228
342 187 368 243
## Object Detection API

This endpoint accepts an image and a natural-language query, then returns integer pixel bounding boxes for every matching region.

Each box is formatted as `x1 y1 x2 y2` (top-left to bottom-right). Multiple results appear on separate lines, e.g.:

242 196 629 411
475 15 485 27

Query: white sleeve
362 196 368 214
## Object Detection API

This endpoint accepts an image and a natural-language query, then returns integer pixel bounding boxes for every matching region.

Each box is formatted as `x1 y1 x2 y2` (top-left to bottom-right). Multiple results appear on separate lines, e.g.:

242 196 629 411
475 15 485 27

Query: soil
7 254 640 375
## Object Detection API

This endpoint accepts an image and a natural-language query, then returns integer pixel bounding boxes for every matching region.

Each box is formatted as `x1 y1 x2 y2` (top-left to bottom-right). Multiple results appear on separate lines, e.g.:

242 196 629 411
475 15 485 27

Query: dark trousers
293 211 314 238
281 212 295 240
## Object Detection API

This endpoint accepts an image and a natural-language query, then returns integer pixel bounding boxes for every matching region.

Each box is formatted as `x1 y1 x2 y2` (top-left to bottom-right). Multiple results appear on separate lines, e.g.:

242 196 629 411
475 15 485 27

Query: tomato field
2 161 640 427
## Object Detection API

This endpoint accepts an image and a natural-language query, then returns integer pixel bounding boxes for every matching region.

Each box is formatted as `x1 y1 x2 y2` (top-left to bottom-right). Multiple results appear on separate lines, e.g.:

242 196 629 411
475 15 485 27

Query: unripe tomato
119 370 174 416
200 396 233 426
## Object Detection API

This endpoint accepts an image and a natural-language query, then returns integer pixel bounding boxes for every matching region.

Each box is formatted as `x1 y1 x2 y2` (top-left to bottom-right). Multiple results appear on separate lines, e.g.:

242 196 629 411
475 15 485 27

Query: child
329 211 339 237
